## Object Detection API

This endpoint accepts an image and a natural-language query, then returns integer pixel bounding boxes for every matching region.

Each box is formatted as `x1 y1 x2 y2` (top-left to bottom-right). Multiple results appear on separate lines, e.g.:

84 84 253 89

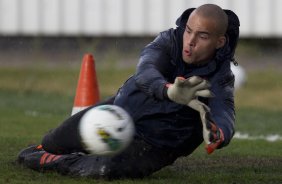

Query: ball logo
97 128 121 151
98 106 123 120
79 105 134 155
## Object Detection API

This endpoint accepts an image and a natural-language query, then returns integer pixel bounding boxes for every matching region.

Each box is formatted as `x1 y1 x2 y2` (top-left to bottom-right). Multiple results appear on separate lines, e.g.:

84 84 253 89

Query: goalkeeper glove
188 99 224 154
204 122 224 154
167 76 213 105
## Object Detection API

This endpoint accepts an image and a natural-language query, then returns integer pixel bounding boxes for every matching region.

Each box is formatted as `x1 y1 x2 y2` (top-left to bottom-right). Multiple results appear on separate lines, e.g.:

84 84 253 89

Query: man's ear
216 36 226 49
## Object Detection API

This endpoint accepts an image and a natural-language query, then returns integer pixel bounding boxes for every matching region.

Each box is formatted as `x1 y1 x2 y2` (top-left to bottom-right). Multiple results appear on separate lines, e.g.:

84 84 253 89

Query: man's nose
188 35 196 47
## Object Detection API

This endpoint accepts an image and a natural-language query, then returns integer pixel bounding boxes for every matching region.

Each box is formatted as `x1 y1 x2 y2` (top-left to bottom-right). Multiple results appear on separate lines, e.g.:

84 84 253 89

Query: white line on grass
234 132 282 142
23 110 282 142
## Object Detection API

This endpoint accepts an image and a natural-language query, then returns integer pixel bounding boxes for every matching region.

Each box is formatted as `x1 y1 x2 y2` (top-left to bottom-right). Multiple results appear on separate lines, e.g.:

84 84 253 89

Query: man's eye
186 29 191 34
199 34 208 39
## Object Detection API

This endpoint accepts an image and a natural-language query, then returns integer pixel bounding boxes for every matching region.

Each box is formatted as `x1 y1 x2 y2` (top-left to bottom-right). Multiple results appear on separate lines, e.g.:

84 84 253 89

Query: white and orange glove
188 100 224 154
167 76 214 106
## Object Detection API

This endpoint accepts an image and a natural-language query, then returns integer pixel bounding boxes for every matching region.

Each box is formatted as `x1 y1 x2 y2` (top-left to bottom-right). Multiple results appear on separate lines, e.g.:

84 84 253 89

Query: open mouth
184 48 192 56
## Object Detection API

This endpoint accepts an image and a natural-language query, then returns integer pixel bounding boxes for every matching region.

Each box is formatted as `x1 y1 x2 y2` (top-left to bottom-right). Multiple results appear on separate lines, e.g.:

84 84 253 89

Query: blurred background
0 0 282 117
1 0 282 68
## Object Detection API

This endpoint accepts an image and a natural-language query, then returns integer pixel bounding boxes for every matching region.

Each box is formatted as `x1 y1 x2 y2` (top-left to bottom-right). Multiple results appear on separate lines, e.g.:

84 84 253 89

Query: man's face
182 13 225 65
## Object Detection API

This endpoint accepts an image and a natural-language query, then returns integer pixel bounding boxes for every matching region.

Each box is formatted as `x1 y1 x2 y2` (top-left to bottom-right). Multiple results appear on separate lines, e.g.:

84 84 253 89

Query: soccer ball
79 105 135 156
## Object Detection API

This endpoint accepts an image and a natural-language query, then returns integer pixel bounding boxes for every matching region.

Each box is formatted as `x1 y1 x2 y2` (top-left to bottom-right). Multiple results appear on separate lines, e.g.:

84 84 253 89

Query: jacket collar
183 59 217 78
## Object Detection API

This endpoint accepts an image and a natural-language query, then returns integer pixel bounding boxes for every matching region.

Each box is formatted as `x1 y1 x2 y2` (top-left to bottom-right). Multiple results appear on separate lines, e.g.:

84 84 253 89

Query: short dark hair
193 4 228 35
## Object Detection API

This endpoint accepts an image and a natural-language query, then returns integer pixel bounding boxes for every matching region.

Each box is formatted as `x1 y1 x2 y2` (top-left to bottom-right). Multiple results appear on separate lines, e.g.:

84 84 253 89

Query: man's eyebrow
186 25 191 30
186 25 210 35
198 31 210 36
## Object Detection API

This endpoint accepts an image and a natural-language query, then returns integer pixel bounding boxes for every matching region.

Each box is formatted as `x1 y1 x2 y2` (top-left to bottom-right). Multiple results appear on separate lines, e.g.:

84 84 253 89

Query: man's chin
183 58 194 64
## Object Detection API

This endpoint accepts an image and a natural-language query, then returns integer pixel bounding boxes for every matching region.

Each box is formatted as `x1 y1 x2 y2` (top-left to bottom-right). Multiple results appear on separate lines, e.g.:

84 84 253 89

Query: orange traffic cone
71 54 100 115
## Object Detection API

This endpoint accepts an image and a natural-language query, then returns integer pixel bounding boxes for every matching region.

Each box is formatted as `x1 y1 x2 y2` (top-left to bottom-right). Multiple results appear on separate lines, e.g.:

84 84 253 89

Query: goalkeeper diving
18 3 239 179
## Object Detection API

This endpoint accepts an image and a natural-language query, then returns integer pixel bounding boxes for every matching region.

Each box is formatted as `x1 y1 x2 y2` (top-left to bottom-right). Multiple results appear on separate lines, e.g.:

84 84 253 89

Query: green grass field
1 63 282 184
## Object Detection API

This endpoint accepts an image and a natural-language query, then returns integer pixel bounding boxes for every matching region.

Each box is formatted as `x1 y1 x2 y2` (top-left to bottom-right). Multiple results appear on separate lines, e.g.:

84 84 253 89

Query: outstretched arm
134 30 176 100
192 68 235 154
209 70 235 149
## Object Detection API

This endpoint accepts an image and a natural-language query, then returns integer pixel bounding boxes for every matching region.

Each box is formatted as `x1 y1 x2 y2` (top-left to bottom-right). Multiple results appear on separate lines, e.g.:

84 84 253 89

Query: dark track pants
41 112 182 178
40 97 202 179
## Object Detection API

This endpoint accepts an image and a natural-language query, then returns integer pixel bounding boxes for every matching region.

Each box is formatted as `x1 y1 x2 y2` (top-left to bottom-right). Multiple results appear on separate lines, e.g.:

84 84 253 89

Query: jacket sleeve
134 29 176 100
209 65 235 148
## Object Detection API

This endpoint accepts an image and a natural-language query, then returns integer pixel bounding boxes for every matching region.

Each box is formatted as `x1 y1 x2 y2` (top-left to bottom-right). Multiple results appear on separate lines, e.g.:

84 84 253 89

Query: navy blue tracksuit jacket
113 10 237 150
